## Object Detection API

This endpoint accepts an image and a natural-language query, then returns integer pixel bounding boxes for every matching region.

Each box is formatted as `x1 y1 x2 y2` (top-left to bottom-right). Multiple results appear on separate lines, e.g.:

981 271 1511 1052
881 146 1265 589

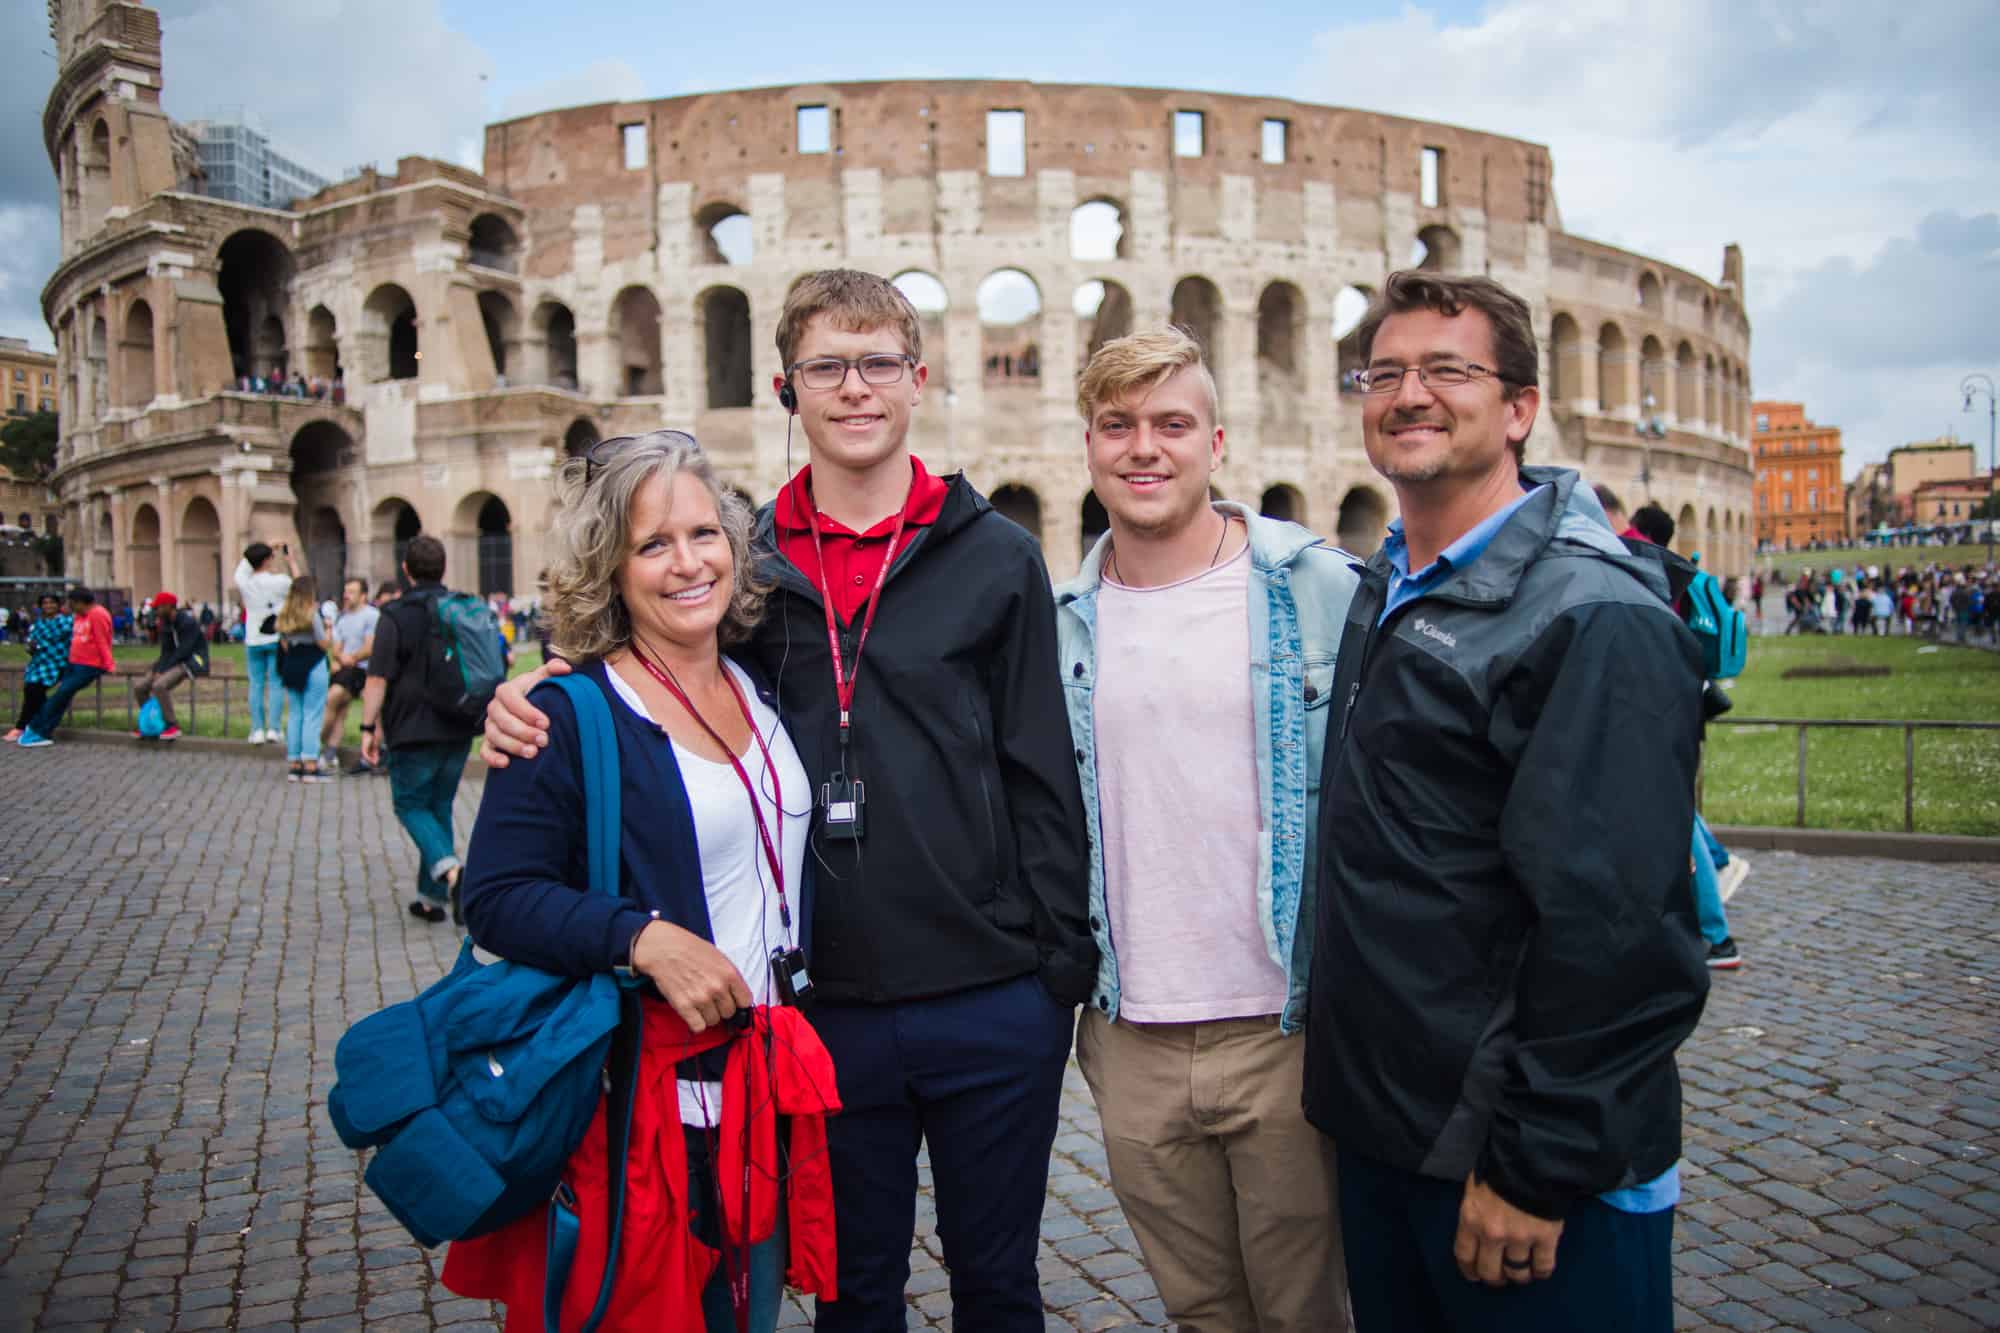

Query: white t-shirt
234 559 293 647
603 657 810 1126
1093 544 1287 1022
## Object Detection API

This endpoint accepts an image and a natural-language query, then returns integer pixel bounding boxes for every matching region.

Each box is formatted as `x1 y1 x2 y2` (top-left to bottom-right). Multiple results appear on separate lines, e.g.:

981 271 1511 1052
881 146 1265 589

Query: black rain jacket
747 473 1095 1006
1304 466 1711 1220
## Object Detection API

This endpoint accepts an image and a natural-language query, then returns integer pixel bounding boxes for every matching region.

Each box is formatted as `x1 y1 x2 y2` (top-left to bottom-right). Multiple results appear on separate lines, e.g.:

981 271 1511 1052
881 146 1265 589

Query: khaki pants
1076 1008 1350 1332
132 665 188 728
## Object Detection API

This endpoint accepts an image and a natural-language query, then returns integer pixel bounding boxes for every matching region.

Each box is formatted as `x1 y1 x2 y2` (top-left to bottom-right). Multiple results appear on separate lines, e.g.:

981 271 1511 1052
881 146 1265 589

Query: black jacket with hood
748 472 1095 1006
1304 466 1710 1220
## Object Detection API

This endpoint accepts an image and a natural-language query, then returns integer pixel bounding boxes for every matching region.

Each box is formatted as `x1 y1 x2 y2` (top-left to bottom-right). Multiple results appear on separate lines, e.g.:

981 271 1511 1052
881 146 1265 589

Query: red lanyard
805 476 913 748
632 650 791 933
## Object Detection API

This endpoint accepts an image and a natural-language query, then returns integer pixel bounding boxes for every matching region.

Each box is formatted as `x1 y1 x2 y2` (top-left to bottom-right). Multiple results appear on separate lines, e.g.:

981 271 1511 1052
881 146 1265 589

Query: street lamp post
1964 373 1996 569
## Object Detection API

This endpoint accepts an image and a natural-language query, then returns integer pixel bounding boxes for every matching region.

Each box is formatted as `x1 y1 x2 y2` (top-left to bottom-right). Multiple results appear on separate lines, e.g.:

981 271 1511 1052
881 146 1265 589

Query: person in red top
19 586 116 748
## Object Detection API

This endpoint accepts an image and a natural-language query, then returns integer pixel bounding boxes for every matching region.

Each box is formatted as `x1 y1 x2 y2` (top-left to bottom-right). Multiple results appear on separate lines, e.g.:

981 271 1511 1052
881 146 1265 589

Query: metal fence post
1904 725 1916 834
1795 724 1808 828
222 674 231 738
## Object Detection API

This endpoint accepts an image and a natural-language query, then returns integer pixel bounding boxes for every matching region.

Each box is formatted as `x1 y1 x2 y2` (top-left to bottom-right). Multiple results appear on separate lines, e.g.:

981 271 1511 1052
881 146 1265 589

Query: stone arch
305 305 339 380
1704 507 1719 561
454 492 514 596
1639 335 1667 422
1735 366 1750 437
1638 270 1663 313
978 269 1042 383
563 418 600 459
1675 503 1698 559
131 502 163 597
1334 284 1373 387
1260 484 1306 526
372 497 422 575
698 285 753 409
1337 485 1391 556
696 202 753 266
1413 224 1461 272
1170 276 1223 375
121 299 155 406
468 213 520 272
290 420 352 589
1074 280 1133 366
178 496 223 606
1549 313 1582 404
1256 281 1305 376
1070 199 1127 262
613 285 663 396
891 271 949 379
535 300 578 389
1675 341 1697 422
990 483 1043 541
218 229 296 381
363 283 419 381
478 290 519 380
1597 322 1629 413
1080 492 1110 560
82 118 111 223
1703 353 1719 427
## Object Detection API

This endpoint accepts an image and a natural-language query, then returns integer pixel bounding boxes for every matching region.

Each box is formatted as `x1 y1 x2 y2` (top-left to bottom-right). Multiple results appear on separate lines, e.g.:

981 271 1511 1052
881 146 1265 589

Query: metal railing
2 665 265 739
1702 716 2000 833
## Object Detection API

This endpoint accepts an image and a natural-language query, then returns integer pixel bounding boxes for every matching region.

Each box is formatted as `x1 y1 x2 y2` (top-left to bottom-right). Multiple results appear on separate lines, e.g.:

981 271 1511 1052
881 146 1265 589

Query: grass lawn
1703 633 2000 836
1755 542 1996 580
0 640 545 746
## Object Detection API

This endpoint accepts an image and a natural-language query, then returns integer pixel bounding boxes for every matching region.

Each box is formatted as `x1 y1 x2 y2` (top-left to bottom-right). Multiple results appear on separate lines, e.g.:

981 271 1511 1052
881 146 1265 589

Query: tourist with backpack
436 432 838 1330
275 576 333 782
358 535 490 922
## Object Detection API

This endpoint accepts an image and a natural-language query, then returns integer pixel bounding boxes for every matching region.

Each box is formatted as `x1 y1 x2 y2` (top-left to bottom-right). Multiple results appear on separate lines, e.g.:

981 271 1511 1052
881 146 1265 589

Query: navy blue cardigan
459 656 813 977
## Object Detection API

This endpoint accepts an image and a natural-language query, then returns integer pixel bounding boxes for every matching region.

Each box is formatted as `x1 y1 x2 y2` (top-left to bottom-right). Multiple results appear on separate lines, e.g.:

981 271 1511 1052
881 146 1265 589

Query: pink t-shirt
1093 545 1286 1023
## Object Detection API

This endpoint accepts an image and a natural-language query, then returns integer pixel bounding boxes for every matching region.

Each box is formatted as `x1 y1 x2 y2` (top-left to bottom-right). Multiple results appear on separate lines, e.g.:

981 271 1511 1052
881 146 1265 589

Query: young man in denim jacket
1053 328 1358 1330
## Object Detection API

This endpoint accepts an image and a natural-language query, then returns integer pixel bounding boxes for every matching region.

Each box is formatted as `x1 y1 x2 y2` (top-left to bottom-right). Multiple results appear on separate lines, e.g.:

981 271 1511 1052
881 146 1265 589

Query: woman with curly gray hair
443 431 840 1330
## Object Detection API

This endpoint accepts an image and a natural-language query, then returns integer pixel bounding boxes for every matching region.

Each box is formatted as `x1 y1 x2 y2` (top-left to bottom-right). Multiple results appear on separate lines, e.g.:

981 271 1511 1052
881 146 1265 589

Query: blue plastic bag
137 696 166 737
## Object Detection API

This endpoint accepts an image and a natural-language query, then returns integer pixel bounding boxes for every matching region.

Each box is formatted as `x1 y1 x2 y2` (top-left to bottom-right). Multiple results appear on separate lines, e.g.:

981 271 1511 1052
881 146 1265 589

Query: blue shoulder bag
326 674 640 1331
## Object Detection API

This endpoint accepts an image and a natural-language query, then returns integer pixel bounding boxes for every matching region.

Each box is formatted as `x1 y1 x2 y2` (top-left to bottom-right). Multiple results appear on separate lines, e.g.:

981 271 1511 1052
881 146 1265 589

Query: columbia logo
1412 617 1457 649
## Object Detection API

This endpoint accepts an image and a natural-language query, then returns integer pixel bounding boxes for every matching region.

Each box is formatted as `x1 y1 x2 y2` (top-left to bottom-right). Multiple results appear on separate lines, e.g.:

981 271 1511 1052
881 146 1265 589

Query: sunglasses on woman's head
582 430 700 482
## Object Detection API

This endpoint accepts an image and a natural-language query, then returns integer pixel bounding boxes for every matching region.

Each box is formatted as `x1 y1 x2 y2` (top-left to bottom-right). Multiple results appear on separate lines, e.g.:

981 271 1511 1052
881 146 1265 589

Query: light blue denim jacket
1053 503 1361 1033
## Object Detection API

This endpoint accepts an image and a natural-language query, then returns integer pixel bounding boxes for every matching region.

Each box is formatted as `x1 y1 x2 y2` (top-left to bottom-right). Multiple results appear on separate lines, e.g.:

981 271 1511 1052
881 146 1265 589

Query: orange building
1752 401 1846 549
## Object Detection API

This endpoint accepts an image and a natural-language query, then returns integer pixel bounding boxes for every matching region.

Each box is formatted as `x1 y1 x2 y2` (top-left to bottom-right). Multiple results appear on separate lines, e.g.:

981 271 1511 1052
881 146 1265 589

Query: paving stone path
0 741 1996 1330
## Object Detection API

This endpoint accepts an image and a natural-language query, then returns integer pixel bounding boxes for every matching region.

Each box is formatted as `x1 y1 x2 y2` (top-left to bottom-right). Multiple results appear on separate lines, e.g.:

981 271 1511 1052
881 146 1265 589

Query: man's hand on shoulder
481 659 569 768
1453 1174 1564 1287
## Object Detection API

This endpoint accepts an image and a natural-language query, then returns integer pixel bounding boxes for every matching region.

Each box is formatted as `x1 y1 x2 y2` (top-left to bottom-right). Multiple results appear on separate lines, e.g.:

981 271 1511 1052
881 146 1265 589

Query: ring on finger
1501 1255 1533 1272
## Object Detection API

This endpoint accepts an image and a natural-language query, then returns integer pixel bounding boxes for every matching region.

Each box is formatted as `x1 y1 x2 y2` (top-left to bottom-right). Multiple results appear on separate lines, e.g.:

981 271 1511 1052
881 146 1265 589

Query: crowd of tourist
235 368 346 403
1741 559 1998 641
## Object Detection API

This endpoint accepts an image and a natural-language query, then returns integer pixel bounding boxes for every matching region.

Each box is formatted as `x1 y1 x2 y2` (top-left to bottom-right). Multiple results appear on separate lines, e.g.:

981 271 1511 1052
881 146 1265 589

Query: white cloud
1292 0 2000 474
159 0 493 178
500 60 647 121
0 205 61 353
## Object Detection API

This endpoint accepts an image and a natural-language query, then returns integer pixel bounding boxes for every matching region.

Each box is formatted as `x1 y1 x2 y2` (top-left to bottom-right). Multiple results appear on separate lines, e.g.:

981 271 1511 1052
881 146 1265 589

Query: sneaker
160 725 181 741
1706 938 1744 970
18 730 52 748
1716 856 1750 903
408 899 447 923
344 759 376 777
286 763 302 783
262 731 280 745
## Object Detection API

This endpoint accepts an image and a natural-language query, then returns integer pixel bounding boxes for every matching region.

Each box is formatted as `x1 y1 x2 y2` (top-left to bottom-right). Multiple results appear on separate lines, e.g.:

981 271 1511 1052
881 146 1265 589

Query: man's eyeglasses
787 353 916 392
582 430 699 482
1355 361 1514 395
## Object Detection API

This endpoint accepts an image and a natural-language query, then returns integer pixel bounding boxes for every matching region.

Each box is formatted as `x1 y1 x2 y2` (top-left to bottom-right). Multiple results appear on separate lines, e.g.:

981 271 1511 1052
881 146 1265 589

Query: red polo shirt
774 457 948 622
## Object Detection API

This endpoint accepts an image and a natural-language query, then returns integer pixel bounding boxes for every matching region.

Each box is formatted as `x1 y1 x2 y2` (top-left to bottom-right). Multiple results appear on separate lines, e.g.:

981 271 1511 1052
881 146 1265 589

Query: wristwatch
614 911 661 979
359 723 376 733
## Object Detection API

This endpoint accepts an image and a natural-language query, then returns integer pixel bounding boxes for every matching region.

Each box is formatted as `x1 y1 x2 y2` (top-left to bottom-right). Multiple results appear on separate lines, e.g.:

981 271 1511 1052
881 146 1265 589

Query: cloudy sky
2 0 1994 477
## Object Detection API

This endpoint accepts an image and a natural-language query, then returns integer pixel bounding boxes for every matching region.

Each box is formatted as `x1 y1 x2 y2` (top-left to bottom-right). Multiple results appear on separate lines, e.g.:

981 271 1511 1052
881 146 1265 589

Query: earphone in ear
778 383 797 412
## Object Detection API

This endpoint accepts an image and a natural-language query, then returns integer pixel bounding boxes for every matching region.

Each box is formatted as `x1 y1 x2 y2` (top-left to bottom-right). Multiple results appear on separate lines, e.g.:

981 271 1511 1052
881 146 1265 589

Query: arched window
696 203 753 265
1597 323 1629 413
978 270 1042 384
219 230 297 381
1548 314 1581 404
305 306 339 381
1080 493 1109 560
121 300 155 406
131 503 163 598
468 214 520 273
1074 281 1133 366
1070 200 1127 262
364 284 419 381
1412 225 1461 272
563 419 600 459
1337 486 1390 556
1256 282 1303 376
1334 284 1372 388
1637 271 1663 313
989 484 1043 541
699 286 753 408
536 301 578 390
613 286 663 395
1170 276 1223 372
478 290 518 380
1260 484 1305 525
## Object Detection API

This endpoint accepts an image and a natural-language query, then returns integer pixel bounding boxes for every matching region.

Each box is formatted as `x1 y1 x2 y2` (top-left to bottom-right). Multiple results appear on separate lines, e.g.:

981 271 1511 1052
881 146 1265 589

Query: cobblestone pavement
1 742 1997 1331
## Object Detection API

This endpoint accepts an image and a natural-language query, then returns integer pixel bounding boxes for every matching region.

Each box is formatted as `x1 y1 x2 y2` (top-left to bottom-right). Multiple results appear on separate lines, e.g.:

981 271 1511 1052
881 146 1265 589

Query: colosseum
40 0 1754 609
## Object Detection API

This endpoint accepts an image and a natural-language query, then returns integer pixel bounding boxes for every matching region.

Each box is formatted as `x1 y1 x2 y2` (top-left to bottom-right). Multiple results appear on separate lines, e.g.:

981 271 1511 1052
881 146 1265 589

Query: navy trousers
808 973 1074 1332
1338 1147 1673 1333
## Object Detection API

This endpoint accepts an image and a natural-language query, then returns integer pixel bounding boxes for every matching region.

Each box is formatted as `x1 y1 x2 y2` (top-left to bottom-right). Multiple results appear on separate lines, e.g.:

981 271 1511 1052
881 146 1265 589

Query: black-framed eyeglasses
1355 361 1515 395
786 353 916 392
582 430 699 482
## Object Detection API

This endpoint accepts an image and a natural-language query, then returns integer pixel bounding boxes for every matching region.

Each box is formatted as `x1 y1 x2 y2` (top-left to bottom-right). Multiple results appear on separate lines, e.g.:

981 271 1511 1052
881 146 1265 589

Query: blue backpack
1681 569 1747 680
426 591 510 725
327 675 638 1330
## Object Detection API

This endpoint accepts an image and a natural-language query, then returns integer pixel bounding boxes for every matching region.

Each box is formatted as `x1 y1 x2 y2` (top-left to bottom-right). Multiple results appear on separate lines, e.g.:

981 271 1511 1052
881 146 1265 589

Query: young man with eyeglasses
485 269 1093 1331
1304 271 1709 1331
